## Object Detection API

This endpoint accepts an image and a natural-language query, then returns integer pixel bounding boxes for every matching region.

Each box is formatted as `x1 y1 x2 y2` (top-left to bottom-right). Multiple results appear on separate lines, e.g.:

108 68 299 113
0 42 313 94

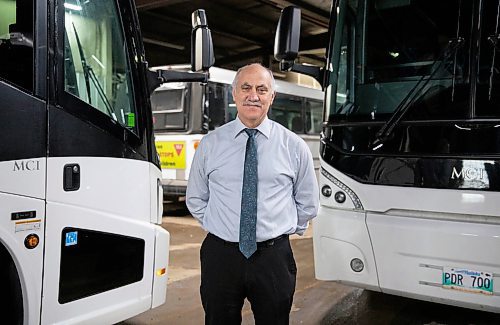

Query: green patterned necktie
239 128 258 258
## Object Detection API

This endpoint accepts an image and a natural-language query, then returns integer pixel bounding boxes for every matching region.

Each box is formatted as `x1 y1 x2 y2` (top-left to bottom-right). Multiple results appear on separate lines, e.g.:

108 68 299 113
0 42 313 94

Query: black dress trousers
200 233 297 325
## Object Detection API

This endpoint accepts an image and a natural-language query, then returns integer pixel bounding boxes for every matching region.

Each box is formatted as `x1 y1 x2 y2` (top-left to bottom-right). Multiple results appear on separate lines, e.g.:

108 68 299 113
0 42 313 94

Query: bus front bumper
161 179 187 199
313 205 500 313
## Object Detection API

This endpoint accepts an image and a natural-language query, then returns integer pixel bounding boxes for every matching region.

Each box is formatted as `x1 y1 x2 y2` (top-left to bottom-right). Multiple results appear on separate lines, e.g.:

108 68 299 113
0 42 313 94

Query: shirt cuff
295 224 308 235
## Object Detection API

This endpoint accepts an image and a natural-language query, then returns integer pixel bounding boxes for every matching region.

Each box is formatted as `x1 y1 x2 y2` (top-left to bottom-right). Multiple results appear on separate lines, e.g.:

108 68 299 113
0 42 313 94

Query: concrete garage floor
122 215 354 325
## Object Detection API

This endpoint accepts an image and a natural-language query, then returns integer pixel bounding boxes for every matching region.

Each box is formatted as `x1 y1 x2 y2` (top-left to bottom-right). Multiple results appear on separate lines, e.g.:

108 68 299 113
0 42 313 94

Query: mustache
243 101 262 107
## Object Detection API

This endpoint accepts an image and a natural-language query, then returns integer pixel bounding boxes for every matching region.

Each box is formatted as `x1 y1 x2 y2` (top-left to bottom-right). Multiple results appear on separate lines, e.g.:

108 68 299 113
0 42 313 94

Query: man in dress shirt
186 63 319 324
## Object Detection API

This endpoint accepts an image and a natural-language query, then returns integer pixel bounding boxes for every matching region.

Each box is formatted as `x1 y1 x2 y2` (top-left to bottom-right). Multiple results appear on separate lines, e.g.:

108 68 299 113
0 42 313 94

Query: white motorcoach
0 1 213 324
275 0 500 313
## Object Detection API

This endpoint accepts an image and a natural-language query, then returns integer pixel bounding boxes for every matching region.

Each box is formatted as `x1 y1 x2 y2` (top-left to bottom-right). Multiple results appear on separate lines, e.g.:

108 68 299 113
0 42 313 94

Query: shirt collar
232 116 271 139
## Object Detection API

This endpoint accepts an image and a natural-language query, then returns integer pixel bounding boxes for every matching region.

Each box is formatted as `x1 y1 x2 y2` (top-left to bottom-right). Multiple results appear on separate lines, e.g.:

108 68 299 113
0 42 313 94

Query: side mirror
147 9 214 94
274 6 301 64
273 6 324 88
191 9 215 72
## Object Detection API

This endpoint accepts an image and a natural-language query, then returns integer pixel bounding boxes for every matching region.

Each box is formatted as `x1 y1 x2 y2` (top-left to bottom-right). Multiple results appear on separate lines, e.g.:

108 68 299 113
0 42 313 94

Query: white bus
151 66 323 201
0 1 212 324
275 0 500 313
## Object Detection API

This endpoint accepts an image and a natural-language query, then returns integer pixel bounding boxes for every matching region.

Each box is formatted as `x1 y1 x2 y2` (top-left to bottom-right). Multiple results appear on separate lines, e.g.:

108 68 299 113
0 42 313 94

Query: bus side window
274 113 288 128
291 116 303 133
270 93 303 132
207 83 226 130
305 99 323 134
0 0 34 92
226 86 237 122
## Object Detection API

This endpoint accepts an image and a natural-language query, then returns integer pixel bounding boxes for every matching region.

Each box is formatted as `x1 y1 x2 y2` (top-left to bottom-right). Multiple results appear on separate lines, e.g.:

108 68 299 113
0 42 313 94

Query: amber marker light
156 267 166 276
193 141 200 150
24 234 39 249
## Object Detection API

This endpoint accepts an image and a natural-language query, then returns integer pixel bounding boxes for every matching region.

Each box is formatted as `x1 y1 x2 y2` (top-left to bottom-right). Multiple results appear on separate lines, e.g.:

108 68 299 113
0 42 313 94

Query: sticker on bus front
65 231 78 246
127 113 136 127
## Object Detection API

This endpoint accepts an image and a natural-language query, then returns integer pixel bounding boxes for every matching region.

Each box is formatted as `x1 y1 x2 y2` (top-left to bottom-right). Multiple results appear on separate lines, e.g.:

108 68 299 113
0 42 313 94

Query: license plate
442 267 494 295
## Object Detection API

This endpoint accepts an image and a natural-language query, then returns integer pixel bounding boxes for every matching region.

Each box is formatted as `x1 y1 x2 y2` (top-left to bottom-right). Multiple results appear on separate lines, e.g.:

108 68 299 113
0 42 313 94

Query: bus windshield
64 0 138 132
327 0 500 124
151 84 188 131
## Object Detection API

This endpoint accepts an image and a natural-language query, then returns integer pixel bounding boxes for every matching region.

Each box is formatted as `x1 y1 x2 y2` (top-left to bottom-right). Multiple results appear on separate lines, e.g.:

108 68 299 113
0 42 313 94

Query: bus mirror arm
280 61 324 86
147 69 208 94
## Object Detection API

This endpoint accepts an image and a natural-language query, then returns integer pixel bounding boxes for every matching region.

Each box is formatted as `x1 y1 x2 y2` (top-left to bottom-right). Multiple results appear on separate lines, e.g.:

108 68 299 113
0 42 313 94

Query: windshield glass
64 0 138 132
0 0 33 91
326 0 500 124
151 84 187 131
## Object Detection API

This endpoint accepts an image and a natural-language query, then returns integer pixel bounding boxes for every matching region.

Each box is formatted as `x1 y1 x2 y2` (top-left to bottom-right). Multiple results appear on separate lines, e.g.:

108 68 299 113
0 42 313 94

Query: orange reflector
24 234 39 249
193 141 200 150
156 267 166 276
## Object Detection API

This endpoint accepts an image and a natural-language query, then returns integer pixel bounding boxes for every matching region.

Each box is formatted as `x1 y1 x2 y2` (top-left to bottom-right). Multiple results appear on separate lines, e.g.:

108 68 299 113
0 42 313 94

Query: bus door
0 0 46 323
41 1 163 323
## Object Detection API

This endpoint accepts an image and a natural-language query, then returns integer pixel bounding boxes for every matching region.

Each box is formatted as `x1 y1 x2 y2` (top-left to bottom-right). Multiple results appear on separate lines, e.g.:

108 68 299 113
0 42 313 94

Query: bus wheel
0 244 23 325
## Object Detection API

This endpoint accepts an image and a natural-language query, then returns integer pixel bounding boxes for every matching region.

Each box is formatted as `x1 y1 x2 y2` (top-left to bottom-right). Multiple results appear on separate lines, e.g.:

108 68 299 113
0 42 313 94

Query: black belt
207 233 289 248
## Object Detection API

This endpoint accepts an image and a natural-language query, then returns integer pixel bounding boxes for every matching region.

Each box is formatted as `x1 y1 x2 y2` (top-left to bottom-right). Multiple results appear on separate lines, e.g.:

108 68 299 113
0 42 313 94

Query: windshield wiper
370 37 464 150
72 23 115 119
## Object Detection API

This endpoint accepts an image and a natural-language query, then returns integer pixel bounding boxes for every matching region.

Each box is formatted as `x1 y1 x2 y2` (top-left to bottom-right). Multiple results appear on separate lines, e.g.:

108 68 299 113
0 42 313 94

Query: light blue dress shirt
186 116 319 242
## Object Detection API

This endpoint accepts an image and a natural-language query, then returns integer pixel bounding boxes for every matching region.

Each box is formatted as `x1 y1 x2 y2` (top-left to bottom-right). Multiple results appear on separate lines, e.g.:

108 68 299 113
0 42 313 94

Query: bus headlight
321 185 332 197
321 167 364 210
334 191 346 203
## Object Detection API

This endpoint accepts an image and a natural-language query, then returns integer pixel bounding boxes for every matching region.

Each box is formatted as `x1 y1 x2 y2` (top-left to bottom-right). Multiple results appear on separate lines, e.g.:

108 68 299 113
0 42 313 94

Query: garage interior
135 0 331 84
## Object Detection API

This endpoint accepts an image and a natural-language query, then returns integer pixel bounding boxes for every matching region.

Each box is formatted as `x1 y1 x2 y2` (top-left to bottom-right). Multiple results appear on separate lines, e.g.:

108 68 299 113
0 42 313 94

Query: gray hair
231 63 276 91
